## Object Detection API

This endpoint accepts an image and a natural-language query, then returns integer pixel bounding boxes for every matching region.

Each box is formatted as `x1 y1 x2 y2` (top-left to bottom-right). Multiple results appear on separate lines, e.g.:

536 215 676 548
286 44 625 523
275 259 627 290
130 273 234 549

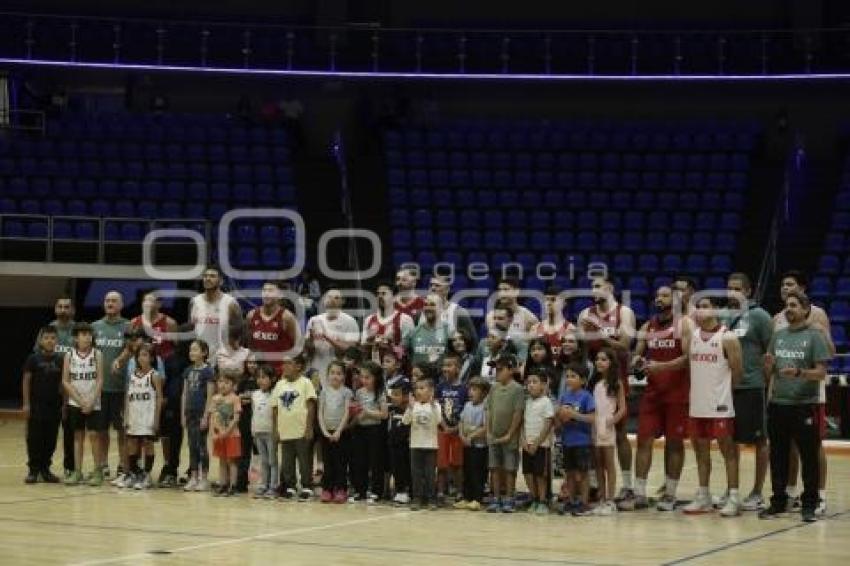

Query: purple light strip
3 57 850 81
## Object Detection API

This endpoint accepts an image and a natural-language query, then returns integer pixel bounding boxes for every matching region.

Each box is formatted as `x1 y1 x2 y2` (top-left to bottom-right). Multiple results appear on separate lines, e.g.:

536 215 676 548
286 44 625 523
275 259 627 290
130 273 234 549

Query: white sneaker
393 492 410 505
711 493 728 509
719 498 741 517
656 495 677 512
593 501 616 516
815 498 827 517
118 474 136 489
110 473 125 487
683 492 713 515
366 492 379 504
195 478 209 492
740 493 765 512
184 477 198 492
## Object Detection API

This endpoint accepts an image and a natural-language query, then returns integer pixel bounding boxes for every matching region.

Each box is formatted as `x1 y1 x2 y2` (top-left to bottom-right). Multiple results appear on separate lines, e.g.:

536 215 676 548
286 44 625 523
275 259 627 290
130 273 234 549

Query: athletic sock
728 488 740 503
698 486 709 499
144 455 154 473
588 471 598 489
635 478 647 498
818 489 826 501
665 478 679 499
786 485 798 498
621 471 633 490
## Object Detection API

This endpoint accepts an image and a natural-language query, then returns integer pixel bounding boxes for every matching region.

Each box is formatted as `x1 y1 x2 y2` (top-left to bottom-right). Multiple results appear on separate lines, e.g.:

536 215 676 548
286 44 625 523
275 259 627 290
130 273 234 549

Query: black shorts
562 446 592 473
733 388 766 444
100 391 124 431
67 406 104 432
522 447 550 477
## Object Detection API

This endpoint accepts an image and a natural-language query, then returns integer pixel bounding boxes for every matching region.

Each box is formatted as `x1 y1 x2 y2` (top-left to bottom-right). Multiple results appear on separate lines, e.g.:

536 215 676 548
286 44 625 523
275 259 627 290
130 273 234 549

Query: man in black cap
485 352 525 513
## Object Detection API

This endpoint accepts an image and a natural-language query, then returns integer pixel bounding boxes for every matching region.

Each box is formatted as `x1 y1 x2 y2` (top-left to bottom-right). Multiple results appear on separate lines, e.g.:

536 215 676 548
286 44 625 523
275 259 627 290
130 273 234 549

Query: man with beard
683 296 743 517
760 291 830 523
305 288 360 387
403 294 450 370
424 274 477 342
362 281 414 363
486 278 539 352
772 270 833 516
578 275 636 501
724 273 773 512
245 281 300 377
620 286 692 512
673 275 698 319
394 267 425 320
189 266 243 364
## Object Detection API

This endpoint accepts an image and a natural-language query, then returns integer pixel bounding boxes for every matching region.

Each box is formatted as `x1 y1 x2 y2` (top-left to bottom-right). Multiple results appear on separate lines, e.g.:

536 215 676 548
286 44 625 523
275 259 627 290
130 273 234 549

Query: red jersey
535 320 576 358
645 315 689 403
131 314 174 360
363 311 407 361
394 294 425 320
247 307 295 375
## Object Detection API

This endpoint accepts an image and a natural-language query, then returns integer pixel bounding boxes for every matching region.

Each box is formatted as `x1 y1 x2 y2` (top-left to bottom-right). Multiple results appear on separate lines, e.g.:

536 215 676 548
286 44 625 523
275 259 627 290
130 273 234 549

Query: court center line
0 491 105 506
68 511 411 566
661 509 848 565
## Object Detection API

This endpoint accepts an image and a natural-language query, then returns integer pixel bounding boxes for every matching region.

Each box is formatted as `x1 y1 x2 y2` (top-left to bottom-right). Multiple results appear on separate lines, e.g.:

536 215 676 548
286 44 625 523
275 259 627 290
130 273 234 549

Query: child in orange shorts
211 373 242 496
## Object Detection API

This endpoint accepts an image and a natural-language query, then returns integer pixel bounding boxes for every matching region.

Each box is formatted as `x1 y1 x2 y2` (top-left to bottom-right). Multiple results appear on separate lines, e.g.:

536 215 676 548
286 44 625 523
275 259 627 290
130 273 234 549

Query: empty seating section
814 151 850 369
0 113 297 269
386 119 757 320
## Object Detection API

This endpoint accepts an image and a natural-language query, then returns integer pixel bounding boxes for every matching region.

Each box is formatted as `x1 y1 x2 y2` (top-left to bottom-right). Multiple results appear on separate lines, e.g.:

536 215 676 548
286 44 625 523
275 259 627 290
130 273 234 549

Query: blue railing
2 12 850 78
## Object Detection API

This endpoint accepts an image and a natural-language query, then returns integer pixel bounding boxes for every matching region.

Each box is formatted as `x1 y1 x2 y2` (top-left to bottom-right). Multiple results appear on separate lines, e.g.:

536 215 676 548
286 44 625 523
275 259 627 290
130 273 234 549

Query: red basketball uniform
535 320 576 359
247 307 295 376
130 314 174 360
585 304 630 394
637 316 689 441
363 311 407 360
394 295 424 320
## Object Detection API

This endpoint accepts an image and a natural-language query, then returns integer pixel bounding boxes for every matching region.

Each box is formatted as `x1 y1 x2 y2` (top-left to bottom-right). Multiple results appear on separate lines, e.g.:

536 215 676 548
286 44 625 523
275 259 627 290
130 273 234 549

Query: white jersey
775 305 829 403
418 300 462 336
67 349 100 410
306 312 360 386
689 326 735 418
190 292 239 364
126 369 158 436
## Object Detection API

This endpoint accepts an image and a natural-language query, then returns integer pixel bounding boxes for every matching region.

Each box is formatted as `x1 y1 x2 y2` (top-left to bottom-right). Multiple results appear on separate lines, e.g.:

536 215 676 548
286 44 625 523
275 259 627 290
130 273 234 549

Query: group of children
24 319 637 516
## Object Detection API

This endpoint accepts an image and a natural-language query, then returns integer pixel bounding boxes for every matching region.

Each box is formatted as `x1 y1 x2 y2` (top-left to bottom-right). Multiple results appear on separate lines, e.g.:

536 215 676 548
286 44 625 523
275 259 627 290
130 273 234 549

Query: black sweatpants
160 407 183 476
767 403 821 512
389 441 411 495
321 430 350 491
27 411 60 473
236 414 253 490
351 425 385 498
411 448 437 505
463 445 488 503
62 406 75 472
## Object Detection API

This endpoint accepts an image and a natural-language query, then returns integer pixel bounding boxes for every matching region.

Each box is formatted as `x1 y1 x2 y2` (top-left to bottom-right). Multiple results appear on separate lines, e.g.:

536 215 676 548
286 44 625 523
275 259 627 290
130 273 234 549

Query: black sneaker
40 470 60 483
802 509 817 523
226 485 237 497
25 470 38 484
759 504 785 519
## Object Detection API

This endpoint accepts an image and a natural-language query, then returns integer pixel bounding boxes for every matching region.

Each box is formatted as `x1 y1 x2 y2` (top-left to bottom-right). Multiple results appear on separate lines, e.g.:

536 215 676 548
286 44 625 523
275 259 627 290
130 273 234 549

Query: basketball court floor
1 418 847 565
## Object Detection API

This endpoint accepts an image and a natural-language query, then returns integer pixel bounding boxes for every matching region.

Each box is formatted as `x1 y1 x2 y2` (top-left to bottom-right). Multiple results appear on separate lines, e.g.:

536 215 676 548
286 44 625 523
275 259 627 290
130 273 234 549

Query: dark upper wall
0 0 830 29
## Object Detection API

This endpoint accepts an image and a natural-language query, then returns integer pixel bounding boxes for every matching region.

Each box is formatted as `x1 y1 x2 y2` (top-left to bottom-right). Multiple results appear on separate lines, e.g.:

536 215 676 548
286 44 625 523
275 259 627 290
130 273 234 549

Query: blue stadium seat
614 255 634 273
120 223 144 241
20 199 40 215
3 220 24 237
576 232 598 252
506 231 527 251
53 221 73 240
459 230 482 250
530 231 551 251
692 232 712 252
662 254 683 273
809 277 832 300
413 229 434 249
835 277 850 299
74 221 97 240
236 247 259 268
819 255 840 275
137 201 158 218
685 254 708 274
710 254 733 273
437 229 458 249
830 300 850 323
638 254 660 274
600 232 620 252
261 248 283 267
27 221 48 238
391 230 411 250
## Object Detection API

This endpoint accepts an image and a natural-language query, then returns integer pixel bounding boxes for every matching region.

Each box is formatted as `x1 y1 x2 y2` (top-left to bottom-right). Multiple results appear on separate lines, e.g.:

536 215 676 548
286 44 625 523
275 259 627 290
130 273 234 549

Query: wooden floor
1 418 848 566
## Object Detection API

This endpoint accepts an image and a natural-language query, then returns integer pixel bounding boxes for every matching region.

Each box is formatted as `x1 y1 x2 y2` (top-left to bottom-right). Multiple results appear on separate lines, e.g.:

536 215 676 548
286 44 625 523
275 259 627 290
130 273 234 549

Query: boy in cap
485 353 525 513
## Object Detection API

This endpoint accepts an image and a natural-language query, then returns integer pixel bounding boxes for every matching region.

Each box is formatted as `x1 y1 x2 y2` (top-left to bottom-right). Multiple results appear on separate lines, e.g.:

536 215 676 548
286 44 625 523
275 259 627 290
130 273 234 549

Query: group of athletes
19 264 833 521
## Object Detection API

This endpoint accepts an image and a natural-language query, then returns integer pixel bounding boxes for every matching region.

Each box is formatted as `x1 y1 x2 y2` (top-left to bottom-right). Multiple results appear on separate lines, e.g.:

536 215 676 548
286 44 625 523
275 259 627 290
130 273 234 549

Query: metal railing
1 11 850 77
0 213 211 264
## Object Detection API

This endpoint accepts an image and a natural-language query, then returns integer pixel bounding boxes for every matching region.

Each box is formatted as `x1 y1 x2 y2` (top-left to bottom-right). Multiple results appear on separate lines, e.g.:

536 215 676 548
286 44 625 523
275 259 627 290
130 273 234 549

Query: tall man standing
92 291 129 481
725 273 773 511
189 265 243 366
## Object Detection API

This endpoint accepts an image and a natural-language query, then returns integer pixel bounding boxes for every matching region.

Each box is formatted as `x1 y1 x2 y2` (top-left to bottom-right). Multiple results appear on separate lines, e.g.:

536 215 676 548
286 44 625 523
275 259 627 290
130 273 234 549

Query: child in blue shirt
557 362 595 515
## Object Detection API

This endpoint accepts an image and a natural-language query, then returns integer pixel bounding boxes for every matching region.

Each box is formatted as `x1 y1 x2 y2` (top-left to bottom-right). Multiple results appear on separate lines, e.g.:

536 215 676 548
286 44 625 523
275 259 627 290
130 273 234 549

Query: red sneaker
320 489 333 503
333 489 348 503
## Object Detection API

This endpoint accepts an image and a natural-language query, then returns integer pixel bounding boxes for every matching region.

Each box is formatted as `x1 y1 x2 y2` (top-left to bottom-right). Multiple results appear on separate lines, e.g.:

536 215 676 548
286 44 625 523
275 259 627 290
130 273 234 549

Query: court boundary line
68 511 411 566
661 509 848 564
0 491 105 506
